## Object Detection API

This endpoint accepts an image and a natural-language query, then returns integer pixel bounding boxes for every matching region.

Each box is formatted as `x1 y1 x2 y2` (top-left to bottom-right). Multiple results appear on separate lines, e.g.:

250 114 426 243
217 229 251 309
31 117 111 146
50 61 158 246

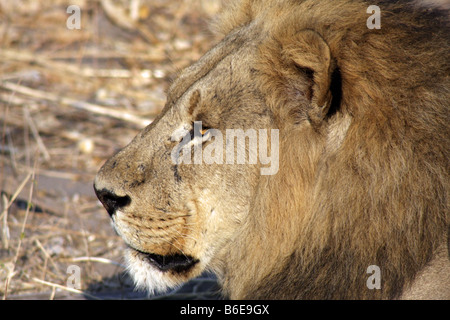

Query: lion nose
94 187 131 217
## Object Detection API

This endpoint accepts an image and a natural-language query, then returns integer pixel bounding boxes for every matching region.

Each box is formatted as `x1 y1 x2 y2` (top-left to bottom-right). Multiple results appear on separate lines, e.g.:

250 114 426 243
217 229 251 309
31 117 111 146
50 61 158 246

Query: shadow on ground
85 271 222 300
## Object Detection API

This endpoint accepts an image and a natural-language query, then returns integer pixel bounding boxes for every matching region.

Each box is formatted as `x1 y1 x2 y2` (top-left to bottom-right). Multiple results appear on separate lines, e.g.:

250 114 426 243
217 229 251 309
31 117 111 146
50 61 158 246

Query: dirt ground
0 0 221 300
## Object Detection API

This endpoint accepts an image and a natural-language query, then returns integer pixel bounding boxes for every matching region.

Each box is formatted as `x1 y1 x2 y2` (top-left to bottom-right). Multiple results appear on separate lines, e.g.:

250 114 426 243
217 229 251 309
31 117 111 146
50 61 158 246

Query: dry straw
1 0 220 299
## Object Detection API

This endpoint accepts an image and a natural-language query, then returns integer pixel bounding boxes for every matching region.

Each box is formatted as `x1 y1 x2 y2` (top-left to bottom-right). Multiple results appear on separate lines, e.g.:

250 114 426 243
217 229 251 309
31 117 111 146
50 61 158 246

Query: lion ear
284 30 334 126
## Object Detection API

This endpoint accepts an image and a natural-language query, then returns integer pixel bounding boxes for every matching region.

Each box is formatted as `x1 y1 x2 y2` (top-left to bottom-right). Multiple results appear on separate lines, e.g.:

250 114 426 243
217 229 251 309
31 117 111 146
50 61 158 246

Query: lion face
94 24 288 293
94 12 343 294
94 0 449 299
95 0 449 299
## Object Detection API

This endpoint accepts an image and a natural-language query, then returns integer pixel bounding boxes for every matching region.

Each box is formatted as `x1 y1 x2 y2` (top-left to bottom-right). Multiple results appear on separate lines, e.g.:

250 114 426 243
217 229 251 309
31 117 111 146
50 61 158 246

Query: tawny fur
215 0 449 299
214 0 449 300
95 0 449 299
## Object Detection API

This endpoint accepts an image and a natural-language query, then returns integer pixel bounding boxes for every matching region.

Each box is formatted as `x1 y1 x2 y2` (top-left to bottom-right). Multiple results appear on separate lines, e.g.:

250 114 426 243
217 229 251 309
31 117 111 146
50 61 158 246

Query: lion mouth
132 248 199 273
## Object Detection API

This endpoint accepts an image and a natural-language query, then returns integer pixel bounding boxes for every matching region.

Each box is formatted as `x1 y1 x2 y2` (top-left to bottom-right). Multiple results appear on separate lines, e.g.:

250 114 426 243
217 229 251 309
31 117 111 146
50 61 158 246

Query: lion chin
125 248 200 294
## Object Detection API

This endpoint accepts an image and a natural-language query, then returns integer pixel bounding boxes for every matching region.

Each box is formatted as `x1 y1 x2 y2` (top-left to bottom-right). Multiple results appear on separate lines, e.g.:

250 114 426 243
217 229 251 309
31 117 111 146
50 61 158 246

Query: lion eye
188 129 209 140
188 123 211 141
199 126 212 141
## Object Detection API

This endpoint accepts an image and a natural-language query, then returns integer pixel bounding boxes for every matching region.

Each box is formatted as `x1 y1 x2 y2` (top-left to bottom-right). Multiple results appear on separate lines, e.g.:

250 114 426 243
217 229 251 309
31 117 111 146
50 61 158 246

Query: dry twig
31 277 102 300
71 256 126 269
2 167 35 300
1 81 151 127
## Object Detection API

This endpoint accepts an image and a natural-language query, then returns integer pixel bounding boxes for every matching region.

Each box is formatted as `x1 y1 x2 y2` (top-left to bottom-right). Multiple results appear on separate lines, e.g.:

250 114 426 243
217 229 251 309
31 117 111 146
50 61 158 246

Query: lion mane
213 0 449 299
94 0 449 300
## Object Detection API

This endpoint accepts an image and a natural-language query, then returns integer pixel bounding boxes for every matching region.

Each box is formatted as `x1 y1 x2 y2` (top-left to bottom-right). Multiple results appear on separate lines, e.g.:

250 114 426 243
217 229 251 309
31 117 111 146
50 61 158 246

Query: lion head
94 0 449 299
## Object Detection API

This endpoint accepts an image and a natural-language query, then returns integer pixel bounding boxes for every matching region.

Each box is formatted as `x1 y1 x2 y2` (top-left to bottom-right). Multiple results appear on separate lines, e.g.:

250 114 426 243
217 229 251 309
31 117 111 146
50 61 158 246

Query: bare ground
0 0 221 300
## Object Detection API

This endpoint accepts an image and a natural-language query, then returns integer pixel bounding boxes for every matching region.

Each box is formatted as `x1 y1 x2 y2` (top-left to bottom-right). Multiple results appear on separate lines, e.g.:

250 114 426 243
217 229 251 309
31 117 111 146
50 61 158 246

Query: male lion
94 0 449 299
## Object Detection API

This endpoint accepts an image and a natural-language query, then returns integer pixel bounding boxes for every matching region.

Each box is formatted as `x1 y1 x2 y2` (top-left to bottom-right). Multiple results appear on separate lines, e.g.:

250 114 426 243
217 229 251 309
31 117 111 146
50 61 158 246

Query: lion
94 0 449 299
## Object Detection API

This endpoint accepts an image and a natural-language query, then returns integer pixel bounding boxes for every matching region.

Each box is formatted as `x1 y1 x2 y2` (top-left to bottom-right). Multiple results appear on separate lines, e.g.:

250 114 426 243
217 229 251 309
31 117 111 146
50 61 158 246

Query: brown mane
214 0 449 299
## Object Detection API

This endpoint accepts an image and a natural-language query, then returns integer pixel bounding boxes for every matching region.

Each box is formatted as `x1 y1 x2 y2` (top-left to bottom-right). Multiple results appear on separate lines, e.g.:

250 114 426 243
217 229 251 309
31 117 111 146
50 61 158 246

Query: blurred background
0 0 221 299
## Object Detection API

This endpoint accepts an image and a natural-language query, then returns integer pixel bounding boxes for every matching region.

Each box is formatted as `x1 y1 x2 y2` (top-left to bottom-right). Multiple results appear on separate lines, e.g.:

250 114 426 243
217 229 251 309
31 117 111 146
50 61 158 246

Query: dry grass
0 0 220 299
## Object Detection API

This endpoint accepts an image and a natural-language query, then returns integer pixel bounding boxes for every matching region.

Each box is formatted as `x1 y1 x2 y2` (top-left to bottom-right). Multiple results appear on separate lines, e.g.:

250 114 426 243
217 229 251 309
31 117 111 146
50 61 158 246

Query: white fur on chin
125 249 181 295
